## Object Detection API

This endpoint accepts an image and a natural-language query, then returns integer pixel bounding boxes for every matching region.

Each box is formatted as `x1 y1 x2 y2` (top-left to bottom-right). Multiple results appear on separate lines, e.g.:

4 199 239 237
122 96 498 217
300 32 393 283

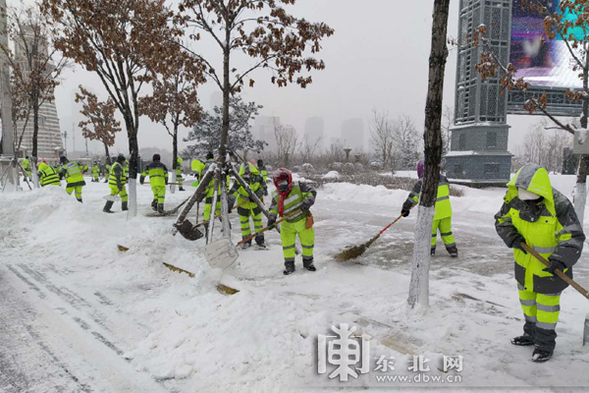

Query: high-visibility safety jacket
109 162 126 190
123 163 129 185
140 161 169 187
22 158 30 171
191 159 205 186
259 164 268 183
229 163 265 210
495 164 585 294
176 157 183 174
202 160 230 201
269 182 317 224
92 164 100 175
60 162 86 187
402 175 452 220
38 162 61 187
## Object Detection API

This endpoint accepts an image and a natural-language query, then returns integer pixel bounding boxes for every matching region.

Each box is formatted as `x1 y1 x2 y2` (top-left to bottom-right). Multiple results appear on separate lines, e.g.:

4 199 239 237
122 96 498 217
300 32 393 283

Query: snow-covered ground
1 174 589 392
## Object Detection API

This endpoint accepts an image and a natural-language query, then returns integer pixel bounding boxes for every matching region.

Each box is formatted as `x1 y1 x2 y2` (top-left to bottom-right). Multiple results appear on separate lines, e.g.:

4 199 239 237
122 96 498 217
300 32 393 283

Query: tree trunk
407 0 450 309
126 117 139 219
103 142 110 159
32 98 39 159
170 126 179 194
218 28 232 239
574 55 589 224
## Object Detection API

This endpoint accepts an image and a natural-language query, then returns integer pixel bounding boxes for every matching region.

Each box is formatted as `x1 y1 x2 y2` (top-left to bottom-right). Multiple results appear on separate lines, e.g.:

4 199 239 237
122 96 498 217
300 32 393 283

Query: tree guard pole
207 172 220 245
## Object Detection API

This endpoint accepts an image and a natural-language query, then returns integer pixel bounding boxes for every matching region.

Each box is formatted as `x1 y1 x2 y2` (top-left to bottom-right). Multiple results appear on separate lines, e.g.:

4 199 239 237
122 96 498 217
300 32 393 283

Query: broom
335 213 405 261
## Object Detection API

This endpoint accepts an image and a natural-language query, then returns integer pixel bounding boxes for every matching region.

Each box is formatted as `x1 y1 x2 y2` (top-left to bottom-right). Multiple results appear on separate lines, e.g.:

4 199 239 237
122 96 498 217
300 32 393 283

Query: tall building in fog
304 117 324 150
15 27 63 159
253 116 280 152
341 118 364 153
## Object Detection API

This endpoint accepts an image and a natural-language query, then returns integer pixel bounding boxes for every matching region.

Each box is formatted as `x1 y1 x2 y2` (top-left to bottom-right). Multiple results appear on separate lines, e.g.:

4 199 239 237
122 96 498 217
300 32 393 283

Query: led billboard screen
511 0 582 89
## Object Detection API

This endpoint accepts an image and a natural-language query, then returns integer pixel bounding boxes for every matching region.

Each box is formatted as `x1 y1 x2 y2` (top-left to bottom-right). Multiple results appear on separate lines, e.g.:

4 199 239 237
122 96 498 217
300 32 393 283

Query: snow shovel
103 194 120 202
335 212 405 261
205 210 302 270
520 243 589 345
162 262 239 295
175 200 248 241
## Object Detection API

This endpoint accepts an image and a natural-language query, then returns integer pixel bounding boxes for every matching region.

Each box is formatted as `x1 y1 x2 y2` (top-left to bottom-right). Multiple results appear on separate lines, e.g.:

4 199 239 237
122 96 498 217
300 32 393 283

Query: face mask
278 180 289 192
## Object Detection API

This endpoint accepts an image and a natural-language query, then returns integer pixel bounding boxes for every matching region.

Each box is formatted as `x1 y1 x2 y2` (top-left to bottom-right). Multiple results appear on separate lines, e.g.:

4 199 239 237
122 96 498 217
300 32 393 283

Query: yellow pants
431 217 457 253
109 185 128 202
281 218 314 264
66 185 84 200
152 185 166 204
518 284 561 351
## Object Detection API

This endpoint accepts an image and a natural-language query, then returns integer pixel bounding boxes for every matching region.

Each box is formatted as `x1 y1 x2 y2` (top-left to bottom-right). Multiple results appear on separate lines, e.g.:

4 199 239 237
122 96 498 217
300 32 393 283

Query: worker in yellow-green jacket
401 159 457 258
59 156 86 202
268 168 317 275
140 154 169 213
37 161 61 187
103 154 128 213
176 157 185 191
228 163 267 249
495 163 585 363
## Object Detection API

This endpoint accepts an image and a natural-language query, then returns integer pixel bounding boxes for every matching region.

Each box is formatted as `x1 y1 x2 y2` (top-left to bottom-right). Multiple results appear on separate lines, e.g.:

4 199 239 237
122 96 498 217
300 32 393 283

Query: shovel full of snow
520 243 589 345
204 210 302 270
335 212 406 261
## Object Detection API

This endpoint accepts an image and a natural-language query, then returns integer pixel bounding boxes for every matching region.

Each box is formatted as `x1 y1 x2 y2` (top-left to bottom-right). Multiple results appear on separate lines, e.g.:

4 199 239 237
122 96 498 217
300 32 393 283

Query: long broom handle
520 243 589 299
236 210 302 247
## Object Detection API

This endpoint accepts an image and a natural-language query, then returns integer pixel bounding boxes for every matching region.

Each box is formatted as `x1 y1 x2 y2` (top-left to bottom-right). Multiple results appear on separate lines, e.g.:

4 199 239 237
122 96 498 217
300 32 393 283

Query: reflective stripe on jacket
402 175 452 220
141 161 169 187
61 162 86 187
109 162 126 189
38 163 61 186
269 182 317 223
495 164 585 294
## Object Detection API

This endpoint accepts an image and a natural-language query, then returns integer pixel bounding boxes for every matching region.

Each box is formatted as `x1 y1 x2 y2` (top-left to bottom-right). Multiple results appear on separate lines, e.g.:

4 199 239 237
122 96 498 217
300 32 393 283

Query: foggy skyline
53 0 540 158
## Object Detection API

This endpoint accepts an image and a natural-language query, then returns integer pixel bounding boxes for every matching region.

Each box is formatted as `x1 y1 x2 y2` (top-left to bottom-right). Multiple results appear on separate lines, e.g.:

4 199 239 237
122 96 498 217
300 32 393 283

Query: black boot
77 197 83 203
122 201 128 211
179 187 185 191
303 257 316 272
103 200 114 213
157 203 164 214
255 235 266 249
447 245 458 258
511 335 535 346
151 199 157 211
431 248 436 256
283 261 295 275
532 348 553 363
241 239 252 249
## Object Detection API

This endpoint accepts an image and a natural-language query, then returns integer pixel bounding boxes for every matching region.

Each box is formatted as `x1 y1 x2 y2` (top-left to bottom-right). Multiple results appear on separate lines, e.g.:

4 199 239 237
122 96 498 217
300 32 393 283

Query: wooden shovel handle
236 210 302 247
520 243 589 299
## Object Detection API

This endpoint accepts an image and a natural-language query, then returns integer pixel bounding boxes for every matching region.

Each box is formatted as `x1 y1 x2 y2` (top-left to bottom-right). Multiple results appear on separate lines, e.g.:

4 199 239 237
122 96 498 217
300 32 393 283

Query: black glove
301 199 313 213
543 258 566 275
511 236 527 254
401 209 410 217
267 216 277 230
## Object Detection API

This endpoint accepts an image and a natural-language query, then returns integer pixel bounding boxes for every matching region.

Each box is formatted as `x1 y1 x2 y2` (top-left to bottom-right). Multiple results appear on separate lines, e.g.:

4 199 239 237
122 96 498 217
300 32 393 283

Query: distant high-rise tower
304 117 324 150
14 27 62 159
341 119 364 153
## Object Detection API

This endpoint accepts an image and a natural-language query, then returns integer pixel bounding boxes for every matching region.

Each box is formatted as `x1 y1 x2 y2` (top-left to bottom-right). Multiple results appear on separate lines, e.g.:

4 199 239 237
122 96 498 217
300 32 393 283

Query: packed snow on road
1 173 589 393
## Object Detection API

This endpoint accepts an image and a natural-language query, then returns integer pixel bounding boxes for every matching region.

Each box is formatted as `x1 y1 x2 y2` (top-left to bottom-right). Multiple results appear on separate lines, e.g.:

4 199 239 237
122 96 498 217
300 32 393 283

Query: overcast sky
53 0 542 157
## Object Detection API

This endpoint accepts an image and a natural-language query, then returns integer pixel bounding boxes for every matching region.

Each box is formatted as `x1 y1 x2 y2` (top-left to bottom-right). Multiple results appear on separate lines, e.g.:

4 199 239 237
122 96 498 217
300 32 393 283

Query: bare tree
298 133 323 163
392 115 420 170
0 3 68 158
407 0 451 308
369 109 394 169
75 86 121 159
273 118 299 168
517 119 572 174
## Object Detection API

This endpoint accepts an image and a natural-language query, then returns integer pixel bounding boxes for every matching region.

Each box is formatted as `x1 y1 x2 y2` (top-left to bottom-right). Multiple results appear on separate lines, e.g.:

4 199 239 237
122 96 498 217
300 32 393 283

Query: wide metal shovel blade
204 238 239 270
174 220 204 241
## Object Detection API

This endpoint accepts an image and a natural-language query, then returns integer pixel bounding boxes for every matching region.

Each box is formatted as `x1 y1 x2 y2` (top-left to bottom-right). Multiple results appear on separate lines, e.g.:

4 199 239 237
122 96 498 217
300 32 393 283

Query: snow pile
321 171 341 180
321 183 407 206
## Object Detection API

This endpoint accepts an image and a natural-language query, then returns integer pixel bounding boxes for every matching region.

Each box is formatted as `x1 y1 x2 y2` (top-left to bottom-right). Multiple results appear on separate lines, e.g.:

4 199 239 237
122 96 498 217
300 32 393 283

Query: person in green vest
401 159 457 257
495 163 585 363
92 161 100 182
176 157 185 191
37 161 61 187
257 158 269 196
104 158 111 183
268 168 317 275
140 154 169 213
103 154 128 213
191 157 205 187
202 152 230 237
228 163 267 249
59 156 86 202
21 156 31 180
